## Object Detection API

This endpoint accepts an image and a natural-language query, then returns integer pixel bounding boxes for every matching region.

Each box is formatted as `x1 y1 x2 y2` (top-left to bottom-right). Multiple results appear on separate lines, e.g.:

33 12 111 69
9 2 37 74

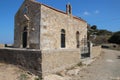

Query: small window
61 29 65 48
23 6 28 14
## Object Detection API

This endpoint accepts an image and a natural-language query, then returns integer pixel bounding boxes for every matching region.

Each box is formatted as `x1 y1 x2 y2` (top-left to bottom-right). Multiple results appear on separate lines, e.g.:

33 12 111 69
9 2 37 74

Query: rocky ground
0 63 39 80
0 49 119 80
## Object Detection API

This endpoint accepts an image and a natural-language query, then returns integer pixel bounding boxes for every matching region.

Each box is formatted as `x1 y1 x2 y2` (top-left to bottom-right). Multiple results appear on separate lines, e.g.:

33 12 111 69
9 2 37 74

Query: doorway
22 27 27 48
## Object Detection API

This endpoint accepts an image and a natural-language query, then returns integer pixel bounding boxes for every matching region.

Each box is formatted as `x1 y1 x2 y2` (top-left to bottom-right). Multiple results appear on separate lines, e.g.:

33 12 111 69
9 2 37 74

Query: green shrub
18 74 28 80
34 77 42 80
108 31 120 44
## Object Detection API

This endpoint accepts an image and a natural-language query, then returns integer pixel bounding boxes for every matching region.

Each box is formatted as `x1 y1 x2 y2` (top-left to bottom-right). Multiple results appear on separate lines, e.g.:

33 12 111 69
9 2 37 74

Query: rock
66 68 80 76
44 74 72 80
82 59 95 66
58 70 67 76
44 74 64 80
64 76 72 80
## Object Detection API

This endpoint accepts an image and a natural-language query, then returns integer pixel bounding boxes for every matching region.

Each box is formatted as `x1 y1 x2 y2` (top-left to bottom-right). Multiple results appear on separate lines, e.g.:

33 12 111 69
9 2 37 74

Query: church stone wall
39 5 87 76
14 0 41 49
41 49 80 76
40 5 87 50
13 0 88 77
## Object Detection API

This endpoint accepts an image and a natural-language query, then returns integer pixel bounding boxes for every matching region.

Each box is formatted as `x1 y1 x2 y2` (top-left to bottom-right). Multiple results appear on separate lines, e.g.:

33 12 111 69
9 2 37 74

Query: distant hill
87 25 116 45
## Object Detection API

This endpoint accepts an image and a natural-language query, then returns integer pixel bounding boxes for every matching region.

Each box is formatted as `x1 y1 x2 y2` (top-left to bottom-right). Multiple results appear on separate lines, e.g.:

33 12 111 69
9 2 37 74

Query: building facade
14 0 87 50
14 0 88 76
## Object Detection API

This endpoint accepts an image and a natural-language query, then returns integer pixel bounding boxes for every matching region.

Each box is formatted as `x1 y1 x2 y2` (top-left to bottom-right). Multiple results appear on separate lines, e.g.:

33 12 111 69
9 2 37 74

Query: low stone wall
0 48 81 77
0 48 42 76
41 49 80 76
91 46 101 59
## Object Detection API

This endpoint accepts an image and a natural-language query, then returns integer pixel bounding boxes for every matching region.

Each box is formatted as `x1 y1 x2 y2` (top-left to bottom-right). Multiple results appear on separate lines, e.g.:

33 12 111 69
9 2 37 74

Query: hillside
88 25 120 50
88 25 116 45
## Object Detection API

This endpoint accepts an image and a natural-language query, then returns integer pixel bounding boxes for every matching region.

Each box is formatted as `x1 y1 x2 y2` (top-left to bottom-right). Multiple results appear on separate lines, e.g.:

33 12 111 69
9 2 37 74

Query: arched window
61 29 65 48
76 31 80 48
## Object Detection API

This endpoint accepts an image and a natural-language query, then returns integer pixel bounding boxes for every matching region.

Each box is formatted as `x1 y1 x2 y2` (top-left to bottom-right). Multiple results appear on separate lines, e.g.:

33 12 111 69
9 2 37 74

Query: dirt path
71 49 120 80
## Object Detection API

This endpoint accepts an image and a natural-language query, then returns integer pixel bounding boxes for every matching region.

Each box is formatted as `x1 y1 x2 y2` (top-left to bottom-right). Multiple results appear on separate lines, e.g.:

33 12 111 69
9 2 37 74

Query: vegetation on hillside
88 25 113 45
87 24 120 51
108 31 120 44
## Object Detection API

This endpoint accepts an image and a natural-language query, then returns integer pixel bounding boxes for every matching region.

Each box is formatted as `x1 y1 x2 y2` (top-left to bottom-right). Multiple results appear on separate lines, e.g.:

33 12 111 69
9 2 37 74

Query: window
61 29 65 48
23 6 28 14
76 31 80 48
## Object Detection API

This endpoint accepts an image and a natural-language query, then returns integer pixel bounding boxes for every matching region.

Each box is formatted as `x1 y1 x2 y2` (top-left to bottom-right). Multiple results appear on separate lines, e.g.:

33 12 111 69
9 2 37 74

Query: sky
0 0 120 44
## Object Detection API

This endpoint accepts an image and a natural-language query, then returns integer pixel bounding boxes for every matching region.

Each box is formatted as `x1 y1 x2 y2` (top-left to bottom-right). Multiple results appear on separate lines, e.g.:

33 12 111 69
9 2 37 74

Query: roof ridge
31 0 86 22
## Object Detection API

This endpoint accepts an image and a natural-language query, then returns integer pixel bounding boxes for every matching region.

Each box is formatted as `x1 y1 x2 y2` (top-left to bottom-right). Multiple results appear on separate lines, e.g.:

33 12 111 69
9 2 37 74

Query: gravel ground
71 49 120 80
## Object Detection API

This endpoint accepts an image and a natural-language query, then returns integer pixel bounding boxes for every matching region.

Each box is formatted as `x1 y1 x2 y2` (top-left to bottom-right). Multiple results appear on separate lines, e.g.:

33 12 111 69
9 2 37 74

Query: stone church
14 0 88 76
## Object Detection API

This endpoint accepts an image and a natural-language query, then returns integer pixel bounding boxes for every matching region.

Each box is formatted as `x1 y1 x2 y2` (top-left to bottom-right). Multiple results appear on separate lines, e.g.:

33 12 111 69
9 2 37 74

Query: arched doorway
22 27 27 48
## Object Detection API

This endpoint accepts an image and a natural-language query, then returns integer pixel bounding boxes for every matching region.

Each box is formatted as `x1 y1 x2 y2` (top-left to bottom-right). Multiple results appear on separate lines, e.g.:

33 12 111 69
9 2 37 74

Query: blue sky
0 0 120 44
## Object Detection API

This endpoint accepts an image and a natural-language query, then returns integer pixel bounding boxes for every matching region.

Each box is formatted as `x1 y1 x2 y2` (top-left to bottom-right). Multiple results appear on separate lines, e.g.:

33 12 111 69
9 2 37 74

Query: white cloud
83 11 90 16
94 10 100 14
82 10 100 16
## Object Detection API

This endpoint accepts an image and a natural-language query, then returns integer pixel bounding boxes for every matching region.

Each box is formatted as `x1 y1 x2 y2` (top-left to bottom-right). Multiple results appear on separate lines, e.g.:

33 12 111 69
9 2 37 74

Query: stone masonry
13 0 88 77
14 0 87 50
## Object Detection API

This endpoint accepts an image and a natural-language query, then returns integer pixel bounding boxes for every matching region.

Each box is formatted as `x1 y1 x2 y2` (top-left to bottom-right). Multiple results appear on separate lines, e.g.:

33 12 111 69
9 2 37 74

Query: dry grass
0 63 39 80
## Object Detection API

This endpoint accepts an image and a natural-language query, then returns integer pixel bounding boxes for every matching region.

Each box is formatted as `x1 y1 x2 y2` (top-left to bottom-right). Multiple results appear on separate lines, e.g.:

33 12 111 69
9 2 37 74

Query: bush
34 77 41 80
18 74 28 80
108 31 120 44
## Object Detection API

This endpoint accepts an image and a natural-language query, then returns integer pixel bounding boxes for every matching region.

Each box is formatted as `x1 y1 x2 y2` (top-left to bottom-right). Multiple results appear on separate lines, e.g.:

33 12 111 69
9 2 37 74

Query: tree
91 25 97 30
108 31 120 44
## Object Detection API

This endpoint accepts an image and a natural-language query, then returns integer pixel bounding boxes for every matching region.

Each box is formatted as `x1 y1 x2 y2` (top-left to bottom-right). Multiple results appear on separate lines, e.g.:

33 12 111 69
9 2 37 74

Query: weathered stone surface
82 58 95 66
14 0 41 49
40 5 87 50
44 74 72 80
14 0 87 50
42 49 80 76
66 68 80 76
44 74 64 80
91 46 101 59
0 48 42 76
13 0 88 78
